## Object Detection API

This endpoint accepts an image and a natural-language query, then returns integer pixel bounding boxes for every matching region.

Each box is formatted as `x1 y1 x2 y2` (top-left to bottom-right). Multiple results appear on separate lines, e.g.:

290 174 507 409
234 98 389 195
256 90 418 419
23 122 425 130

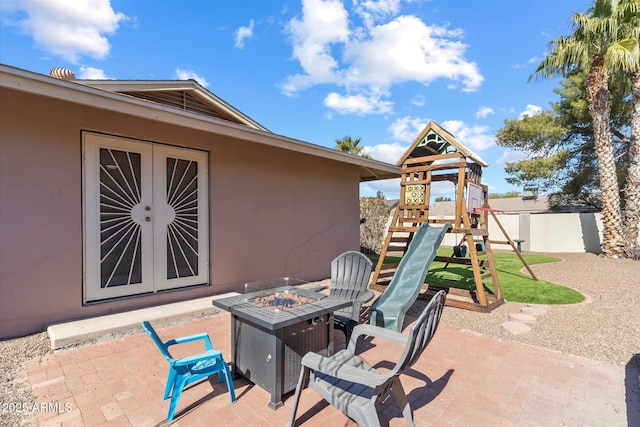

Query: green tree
335 136 371 158
497 72 631 209
529 0 639 257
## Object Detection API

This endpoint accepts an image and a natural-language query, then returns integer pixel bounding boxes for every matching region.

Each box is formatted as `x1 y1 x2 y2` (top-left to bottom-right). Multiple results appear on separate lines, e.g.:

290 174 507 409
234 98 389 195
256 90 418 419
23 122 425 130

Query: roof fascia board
0 65 399 181
75 81 196 91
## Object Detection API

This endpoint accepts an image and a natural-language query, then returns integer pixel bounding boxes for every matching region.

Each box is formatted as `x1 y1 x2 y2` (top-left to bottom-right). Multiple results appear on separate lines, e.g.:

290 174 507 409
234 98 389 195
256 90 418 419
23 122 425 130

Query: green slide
370 222 452 332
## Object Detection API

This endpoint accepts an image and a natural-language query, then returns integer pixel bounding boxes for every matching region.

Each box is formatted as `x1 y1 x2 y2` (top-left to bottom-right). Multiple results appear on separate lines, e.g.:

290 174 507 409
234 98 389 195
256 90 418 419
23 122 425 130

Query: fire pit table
212 279 351 409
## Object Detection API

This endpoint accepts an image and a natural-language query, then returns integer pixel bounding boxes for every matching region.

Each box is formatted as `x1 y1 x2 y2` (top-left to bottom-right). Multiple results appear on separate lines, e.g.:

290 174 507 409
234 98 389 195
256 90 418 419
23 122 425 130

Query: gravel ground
1 252 638 426
435 252 640 366
0 332 50 426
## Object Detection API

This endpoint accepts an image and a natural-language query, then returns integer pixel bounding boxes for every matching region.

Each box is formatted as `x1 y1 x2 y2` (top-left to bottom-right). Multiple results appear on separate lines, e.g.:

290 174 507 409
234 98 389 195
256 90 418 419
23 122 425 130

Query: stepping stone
522 306 548 316
508 313 537 324
501 321 531 335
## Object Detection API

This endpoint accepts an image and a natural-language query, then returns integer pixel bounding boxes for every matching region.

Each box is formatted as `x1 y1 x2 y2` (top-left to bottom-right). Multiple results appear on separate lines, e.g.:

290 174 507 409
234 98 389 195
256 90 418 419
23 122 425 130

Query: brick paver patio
21 311 630 426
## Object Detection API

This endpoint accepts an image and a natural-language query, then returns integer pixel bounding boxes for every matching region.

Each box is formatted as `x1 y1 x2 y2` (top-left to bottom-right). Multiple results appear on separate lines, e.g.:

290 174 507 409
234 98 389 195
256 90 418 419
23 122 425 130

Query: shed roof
0 64 400 182
397 120 488 167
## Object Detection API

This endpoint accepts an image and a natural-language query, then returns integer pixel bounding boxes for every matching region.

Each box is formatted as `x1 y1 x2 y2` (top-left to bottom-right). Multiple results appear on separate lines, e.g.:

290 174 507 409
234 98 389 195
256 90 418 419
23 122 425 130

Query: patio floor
22 310 632 426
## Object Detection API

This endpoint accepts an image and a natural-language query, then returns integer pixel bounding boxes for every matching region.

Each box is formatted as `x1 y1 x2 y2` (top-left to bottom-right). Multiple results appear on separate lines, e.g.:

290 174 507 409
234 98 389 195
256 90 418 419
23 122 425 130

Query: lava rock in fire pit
252 292 315 310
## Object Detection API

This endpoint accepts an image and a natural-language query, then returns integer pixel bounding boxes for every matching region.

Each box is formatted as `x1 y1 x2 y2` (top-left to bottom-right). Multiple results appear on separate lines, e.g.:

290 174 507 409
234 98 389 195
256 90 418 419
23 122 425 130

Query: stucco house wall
0 68 398 339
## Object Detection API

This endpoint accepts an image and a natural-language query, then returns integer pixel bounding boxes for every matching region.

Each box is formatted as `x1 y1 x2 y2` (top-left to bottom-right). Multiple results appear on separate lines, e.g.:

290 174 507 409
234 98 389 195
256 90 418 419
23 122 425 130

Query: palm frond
606 39 640 71
531 0 640 82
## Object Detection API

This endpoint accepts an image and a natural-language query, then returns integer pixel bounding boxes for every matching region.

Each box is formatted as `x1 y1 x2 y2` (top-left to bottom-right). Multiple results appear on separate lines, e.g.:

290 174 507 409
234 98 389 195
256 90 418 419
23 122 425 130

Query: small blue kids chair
141 321 236 420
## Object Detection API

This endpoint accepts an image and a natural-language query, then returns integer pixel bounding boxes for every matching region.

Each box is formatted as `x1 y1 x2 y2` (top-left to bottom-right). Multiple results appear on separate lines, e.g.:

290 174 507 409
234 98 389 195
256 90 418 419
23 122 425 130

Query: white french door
83 133 209 302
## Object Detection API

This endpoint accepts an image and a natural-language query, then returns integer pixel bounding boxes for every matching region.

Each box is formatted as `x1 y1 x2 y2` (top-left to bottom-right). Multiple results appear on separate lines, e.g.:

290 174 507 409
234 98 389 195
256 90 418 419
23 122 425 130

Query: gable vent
121 90 243 124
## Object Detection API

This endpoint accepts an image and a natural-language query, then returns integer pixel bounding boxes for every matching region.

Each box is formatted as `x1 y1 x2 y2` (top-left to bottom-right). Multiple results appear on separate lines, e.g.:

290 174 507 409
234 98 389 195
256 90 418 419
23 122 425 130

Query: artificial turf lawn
370 249 585 305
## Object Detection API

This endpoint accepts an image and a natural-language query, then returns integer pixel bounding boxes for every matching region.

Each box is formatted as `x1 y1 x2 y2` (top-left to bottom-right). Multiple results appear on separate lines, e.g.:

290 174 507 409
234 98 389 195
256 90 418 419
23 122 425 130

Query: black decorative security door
83 133 208 302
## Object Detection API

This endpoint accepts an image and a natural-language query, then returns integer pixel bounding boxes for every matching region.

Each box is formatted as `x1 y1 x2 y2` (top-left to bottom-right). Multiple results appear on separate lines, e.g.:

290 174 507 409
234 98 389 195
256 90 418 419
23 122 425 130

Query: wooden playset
370 121 536 312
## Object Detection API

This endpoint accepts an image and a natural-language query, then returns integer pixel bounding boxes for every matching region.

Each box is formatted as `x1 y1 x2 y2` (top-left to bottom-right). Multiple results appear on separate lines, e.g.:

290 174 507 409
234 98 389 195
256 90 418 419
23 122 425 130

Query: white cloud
363 142 407 163
475 106 494 119
389 116 428 142
282 0 350 94
234 19 254 49
410 94 425 107
520 104 543 118
512 56 541 69
323 91 393 115
343 16 482 91
360 178 400 199
78 66 110 79
175 68 209 87
1 0 127 63
354 0 401 28
282 0 483 114
441 120 495 151
496 150 528 166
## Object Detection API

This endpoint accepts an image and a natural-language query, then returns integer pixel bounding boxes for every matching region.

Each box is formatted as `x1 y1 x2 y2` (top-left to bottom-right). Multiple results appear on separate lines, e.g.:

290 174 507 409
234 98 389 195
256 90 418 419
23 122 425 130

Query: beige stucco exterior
0 66 399 338
438 212 607 252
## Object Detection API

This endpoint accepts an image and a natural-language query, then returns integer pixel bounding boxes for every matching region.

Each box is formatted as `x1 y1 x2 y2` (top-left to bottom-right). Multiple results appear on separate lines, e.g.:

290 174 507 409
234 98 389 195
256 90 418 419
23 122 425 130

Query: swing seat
453 244 467 257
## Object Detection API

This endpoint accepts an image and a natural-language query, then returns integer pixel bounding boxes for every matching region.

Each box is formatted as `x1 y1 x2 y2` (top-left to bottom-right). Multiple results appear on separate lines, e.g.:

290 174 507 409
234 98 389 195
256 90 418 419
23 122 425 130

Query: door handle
145 217 151 222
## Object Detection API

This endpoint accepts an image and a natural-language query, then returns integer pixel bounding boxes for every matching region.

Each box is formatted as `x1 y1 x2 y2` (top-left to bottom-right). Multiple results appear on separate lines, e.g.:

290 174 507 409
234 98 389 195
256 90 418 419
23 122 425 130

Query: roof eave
0 64 400 182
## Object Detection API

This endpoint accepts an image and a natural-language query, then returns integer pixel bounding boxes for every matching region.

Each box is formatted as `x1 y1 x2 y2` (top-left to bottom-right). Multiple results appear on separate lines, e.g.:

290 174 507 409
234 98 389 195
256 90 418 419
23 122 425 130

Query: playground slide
369 222 452 332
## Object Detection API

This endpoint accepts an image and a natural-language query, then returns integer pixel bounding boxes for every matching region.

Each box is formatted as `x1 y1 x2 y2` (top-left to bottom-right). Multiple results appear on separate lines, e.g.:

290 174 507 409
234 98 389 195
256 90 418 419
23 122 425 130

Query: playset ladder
371 165 434 289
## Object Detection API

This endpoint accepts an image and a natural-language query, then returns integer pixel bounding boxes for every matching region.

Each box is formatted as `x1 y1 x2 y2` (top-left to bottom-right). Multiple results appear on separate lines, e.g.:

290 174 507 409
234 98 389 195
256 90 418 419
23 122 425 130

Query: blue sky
0 0 592 200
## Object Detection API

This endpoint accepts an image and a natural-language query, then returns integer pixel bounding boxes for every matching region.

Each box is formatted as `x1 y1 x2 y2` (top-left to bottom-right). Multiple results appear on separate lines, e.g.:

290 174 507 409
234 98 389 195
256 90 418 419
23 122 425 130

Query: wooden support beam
403 152 462 165
489 210 538 280
434 256 488 268
429 173 461 183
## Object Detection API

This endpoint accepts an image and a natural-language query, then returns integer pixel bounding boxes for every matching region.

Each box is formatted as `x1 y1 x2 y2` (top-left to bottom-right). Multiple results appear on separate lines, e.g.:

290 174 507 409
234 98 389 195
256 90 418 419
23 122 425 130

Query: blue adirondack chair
141 321 236 420
369 222 452 332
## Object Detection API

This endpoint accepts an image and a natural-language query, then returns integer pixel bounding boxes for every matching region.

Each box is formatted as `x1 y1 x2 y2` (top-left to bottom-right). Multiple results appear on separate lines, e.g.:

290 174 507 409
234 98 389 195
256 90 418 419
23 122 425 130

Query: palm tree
618 0 640 254
625 67 640 253
530 0 639 257
335 136 371 158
